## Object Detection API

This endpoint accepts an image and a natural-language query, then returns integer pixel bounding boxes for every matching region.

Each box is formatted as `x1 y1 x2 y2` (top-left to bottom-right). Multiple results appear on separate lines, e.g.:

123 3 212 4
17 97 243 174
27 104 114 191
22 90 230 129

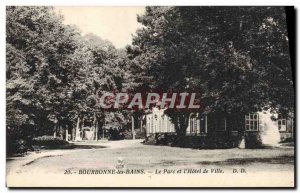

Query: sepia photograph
5 5 295 188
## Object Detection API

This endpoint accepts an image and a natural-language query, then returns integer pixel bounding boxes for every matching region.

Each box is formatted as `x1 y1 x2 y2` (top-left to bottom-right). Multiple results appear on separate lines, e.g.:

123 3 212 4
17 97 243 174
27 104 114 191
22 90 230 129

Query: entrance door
278 119 287 132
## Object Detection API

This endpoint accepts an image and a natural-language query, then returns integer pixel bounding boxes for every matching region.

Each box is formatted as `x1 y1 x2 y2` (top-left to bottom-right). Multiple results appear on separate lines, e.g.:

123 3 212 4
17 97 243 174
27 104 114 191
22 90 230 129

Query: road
6 139 294 187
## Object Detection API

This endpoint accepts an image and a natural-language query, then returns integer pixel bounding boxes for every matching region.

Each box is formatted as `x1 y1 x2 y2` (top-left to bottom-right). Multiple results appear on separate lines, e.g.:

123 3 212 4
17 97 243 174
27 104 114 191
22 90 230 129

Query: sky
55 7 145 48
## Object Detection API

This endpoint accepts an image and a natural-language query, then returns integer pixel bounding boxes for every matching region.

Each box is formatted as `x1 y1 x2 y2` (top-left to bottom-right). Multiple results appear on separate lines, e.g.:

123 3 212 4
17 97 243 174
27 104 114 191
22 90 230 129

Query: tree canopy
6 6 130 141
6 6 294 143
128 6 294 134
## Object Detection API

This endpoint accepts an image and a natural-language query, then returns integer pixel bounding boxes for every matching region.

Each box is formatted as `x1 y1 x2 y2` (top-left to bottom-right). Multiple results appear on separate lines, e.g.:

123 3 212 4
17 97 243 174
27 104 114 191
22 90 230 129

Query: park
6 6 295 187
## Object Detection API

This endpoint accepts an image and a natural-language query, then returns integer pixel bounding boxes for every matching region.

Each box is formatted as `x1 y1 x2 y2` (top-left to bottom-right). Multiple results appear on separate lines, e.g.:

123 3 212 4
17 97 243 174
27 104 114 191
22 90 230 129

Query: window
189 116 198 134
194 119 197 133
190 119 194 133
245 113 259 131
278 119 287 132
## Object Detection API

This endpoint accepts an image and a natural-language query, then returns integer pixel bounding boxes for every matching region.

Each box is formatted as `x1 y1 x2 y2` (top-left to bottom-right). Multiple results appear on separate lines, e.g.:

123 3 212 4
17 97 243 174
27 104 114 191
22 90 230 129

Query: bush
204 132 242 149
244 132 262 148
280 137 294 143
7 139 30 156
108 128 125 140
7 127 32 156
144 132 242 149
15 139 28 153
123 129 145 140
32 135 69 149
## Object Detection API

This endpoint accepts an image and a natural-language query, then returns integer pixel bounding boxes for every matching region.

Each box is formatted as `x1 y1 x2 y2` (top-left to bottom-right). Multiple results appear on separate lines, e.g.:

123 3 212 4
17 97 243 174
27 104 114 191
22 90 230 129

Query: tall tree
7 6 81 137
128 6 294 136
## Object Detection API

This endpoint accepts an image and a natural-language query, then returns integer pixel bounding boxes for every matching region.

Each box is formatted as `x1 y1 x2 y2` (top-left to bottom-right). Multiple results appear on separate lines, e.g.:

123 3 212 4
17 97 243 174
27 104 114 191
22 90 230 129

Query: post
65 129 68 141
132 115 135 140
54 117 58 138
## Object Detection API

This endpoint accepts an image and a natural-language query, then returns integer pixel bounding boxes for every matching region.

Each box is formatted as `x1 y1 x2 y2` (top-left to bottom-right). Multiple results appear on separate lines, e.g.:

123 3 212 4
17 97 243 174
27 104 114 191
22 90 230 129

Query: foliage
7 6 81 135
7 127 31 155
6 6 130 154
32 135 69 149
129 6 294 135
108 128 125 140
6 6 294 153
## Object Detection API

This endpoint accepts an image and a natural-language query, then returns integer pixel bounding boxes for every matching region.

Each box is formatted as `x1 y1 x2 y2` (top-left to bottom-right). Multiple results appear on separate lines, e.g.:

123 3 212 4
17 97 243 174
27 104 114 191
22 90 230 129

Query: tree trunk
131 115 135 140
95 119 98 141
140 116 143 132
72 124 75 141
97 120 103 140
173 113 190 147
177 113 189 136
75 116 81 141
93 112 97 141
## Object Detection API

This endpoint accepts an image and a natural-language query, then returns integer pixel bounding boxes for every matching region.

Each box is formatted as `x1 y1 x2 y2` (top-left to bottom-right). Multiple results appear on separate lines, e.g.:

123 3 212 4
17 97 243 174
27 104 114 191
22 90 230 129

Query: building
145 107 293 147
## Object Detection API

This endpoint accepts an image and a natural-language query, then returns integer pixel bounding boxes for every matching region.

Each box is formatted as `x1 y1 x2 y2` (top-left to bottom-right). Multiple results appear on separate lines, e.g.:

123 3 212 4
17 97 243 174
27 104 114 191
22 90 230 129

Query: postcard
6 6 295 188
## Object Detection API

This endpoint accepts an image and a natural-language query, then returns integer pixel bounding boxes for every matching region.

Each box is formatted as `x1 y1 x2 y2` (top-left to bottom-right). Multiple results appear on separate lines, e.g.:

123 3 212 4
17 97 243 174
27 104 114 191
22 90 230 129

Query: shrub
108 128 125 140
32 135 69 149
280 137 294 143
123 129 145 140
7 139 29 156
7 127 32 156
244 132 262 148
144 132 241 149
15 139 28 153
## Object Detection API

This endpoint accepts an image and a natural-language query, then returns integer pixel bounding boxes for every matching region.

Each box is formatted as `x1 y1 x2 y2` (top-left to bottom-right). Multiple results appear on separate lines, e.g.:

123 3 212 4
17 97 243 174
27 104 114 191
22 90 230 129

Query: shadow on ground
70 145 107 149
197 155 294 165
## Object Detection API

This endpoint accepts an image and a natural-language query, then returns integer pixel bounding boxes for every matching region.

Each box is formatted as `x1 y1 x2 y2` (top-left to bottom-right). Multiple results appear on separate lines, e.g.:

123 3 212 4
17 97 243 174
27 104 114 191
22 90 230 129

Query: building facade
145 107 293 146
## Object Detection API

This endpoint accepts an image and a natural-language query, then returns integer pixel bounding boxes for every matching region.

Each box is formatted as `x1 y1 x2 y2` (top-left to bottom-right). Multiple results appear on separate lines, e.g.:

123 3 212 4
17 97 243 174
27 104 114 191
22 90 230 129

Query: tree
128 6 294 136
7 6 81 137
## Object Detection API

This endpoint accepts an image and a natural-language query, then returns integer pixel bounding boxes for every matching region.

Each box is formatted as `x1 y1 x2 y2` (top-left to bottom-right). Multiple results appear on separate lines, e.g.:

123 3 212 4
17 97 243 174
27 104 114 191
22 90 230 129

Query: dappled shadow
6 158 16 161
24 155 63 166
197 155 294 165
70 145 107 149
